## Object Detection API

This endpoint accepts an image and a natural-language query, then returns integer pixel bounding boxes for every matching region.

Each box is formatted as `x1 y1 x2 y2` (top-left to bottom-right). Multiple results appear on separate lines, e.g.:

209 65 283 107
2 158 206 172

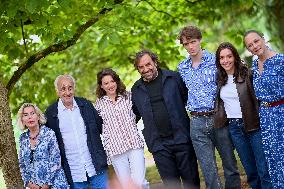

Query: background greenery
0 0 284 187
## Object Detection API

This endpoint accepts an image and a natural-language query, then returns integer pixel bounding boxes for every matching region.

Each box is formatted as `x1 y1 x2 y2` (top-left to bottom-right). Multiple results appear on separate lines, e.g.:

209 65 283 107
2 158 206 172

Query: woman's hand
27 182 40 189
41 184 50 189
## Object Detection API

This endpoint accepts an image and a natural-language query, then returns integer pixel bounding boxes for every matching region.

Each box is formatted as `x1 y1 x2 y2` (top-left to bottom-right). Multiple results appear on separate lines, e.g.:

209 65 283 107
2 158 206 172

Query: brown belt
261 99 284 107
190 111 215 116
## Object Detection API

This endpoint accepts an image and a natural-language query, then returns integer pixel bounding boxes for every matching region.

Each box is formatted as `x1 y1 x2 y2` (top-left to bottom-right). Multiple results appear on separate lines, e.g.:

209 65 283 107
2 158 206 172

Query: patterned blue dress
18 125 69 188
252 53 284 188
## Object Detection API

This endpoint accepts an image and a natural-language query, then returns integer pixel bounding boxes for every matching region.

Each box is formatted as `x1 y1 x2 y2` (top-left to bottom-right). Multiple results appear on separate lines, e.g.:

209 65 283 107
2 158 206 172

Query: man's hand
27 182 40 189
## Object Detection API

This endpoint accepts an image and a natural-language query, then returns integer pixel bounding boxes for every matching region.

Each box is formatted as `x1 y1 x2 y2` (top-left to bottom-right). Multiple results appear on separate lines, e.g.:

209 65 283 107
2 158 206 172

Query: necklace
29 132 40 140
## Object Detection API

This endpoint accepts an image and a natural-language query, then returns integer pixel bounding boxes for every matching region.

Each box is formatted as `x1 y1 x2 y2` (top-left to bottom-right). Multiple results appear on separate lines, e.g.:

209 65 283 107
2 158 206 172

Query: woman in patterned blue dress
244 30 284 188
17 103 69 189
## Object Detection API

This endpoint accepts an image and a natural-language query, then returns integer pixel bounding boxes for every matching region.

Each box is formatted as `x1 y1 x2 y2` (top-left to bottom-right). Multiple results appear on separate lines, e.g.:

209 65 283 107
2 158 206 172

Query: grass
0 150 249 189
144 150 249 189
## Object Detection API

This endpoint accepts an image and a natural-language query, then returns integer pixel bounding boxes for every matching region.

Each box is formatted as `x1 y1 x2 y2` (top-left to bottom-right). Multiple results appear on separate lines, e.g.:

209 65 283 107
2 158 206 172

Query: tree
0 0 283 187
0 0 124 187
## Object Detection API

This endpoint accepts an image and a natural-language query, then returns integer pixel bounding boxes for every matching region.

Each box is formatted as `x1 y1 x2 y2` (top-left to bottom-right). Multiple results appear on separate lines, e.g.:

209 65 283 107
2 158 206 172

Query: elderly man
131 50 200 189
45 74 108 189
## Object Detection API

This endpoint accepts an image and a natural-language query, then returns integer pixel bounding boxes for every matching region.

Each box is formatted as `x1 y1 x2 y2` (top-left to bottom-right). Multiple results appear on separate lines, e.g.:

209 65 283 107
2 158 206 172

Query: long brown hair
215 42 248 86
96 68 127 98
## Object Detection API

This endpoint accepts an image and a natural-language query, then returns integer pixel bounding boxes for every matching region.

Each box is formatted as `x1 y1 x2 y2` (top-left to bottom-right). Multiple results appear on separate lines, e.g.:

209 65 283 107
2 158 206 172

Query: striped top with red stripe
95 91 144 160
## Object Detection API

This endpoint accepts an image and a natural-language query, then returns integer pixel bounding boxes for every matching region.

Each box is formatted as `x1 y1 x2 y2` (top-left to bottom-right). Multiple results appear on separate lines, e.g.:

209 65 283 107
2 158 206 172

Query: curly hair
133 49 160 69
178 25 202 44
17 103 46 131
215 42 248 86
96 68 127 99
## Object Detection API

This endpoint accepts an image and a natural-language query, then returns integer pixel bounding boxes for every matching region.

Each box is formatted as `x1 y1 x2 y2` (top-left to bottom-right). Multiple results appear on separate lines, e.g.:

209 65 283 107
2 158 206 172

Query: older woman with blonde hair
17 103 68 189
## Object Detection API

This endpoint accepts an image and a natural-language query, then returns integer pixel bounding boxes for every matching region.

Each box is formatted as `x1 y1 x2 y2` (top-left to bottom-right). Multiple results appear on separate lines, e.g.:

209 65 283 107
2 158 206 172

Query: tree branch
142 0 175 18
21 19 29 56
6 0 124 96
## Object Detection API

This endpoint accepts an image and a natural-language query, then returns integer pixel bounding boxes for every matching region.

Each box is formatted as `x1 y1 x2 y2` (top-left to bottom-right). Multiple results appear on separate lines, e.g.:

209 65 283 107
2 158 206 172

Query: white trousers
110 148 149 189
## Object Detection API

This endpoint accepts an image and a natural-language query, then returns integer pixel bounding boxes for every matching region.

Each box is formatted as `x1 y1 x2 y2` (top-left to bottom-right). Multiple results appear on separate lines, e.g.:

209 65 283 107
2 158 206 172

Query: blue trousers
71 171 108 189
190 115 240 189
229 118 272 189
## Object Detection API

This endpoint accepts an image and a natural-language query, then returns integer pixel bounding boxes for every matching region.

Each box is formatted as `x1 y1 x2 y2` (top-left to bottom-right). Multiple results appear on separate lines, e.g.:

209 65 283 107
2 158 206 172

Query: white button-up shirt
58 98 96 182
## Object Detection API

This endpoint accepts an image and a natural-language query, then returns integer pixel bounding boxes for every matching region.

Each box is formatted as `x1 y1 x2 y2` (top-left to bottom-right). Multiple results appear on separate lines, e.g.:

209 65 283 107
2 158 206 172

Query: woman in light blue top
17 103 68 189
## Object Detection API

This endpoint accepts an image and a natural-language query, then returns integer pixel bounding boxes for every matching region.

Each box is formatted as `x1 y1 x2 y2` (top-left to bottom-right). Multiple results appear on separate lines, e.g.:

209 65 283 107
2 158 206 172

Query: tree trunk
0 81 23 188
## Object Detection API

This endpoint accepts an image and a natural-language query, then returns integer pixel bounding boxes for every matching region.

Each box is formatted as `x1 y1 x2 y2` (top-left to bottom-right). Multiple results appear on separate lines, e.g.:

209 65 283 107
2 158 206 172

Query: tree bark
0 81 23 188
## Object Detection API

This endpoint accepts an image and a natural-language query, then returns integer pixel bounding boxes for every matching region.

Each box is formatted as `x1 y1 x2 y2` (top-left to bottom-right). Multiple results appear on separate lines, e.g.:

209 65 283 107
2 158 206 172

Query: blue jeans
190 115 240 189
229 118 272 189
71 171 108 189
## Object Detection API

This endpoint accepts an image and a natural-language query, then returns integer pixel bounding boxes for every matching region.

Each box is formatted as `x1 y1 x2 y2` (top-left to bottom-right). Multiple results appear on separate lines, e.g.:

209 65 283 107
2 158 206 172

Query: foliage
0 0 284 187
0 0 268 113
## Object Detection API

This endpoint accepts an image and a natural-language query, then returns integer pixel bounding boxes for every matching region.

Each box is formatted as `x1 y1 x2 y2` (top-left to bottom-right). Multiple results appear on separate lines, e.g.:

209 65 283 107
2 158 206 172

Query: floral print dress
18 125 69 188
252 53 284 188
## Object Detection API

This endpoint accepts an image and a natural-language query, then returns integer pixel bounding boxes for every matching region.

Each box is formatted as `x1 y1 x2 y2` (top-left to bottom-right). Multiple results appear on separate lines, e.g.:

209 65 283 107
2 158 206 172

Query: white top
58 98 96 182
95 92 144 164
220 75 242 118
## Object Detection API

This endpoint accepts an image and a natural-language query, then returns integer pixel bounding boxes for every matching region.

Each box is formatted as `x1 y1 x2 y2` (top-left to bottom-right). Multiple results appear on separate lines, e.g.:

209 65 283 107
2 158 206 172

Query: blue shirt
178 50 217 112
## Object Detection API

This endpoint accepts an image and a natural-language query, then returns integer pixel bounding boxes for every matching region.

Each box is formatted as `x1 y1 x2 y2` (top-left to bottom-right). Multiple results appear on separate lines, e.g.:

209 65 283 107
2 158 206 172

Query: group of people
16 25 283 189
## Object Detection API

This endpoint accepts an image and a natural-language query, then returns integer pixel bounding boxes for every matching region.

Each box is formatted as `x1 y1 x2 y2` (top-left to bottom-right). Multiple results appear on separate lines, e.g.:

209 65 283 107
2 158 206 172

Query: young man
177 26 241 189
131 50 200 189
45 74 108 189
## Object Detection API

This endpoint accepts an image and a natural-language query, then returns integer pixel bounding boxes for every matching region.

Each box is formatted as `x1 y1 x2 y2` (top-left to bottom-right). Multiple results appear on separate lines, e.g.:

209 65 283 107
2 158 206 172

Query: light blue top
251 53 284 102
178 50 217 112
18 125 69 188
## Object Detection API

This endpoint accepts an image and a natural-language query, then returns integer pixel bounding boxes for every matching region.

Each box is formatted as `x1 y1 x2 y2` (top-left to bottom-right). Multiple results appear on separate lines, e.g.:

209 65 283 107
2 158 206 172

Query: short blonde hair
54 74 76 92
16 103 46 131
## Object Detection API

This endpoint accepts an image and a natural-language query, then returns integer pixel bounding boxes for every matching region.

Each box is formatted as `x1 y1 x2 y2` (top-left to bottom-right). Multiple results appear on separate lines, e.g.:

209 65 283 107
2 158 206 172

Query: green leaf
109 32 120 45
57 0 72 9
8 48 21 60
98 34 108 50
97 0 106 9
25 0 39 13
7 2 18 17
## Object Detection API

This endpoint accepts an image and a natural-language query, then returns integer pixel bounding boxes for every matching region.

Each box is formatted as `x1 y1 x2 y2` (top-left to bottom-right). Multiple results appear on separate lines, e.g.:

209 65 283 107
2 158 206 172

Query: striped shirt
95 91 144 161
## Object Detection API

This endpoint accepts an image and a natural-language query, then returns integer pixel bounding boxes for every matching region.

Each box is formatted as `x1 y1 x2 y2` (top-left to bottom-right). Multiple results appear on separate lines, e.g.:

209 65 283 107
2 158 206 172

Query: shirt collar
185 49 212 66
102 94 122 101
58 98 78 111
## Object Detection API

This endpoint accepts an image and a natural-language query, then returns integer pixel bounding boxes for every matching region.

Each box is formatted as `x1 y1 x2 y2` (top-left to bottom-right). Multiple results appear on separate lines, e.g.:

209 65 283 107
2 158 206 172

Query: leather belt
261 99 284 107
190 111 215 116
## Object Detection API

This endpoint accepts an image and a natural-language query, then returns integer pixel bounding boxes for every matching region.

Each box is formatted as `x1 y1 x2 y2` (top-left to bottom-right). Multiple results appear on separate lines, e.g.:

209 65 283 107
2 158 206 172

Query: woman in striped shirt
95 68 147 189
